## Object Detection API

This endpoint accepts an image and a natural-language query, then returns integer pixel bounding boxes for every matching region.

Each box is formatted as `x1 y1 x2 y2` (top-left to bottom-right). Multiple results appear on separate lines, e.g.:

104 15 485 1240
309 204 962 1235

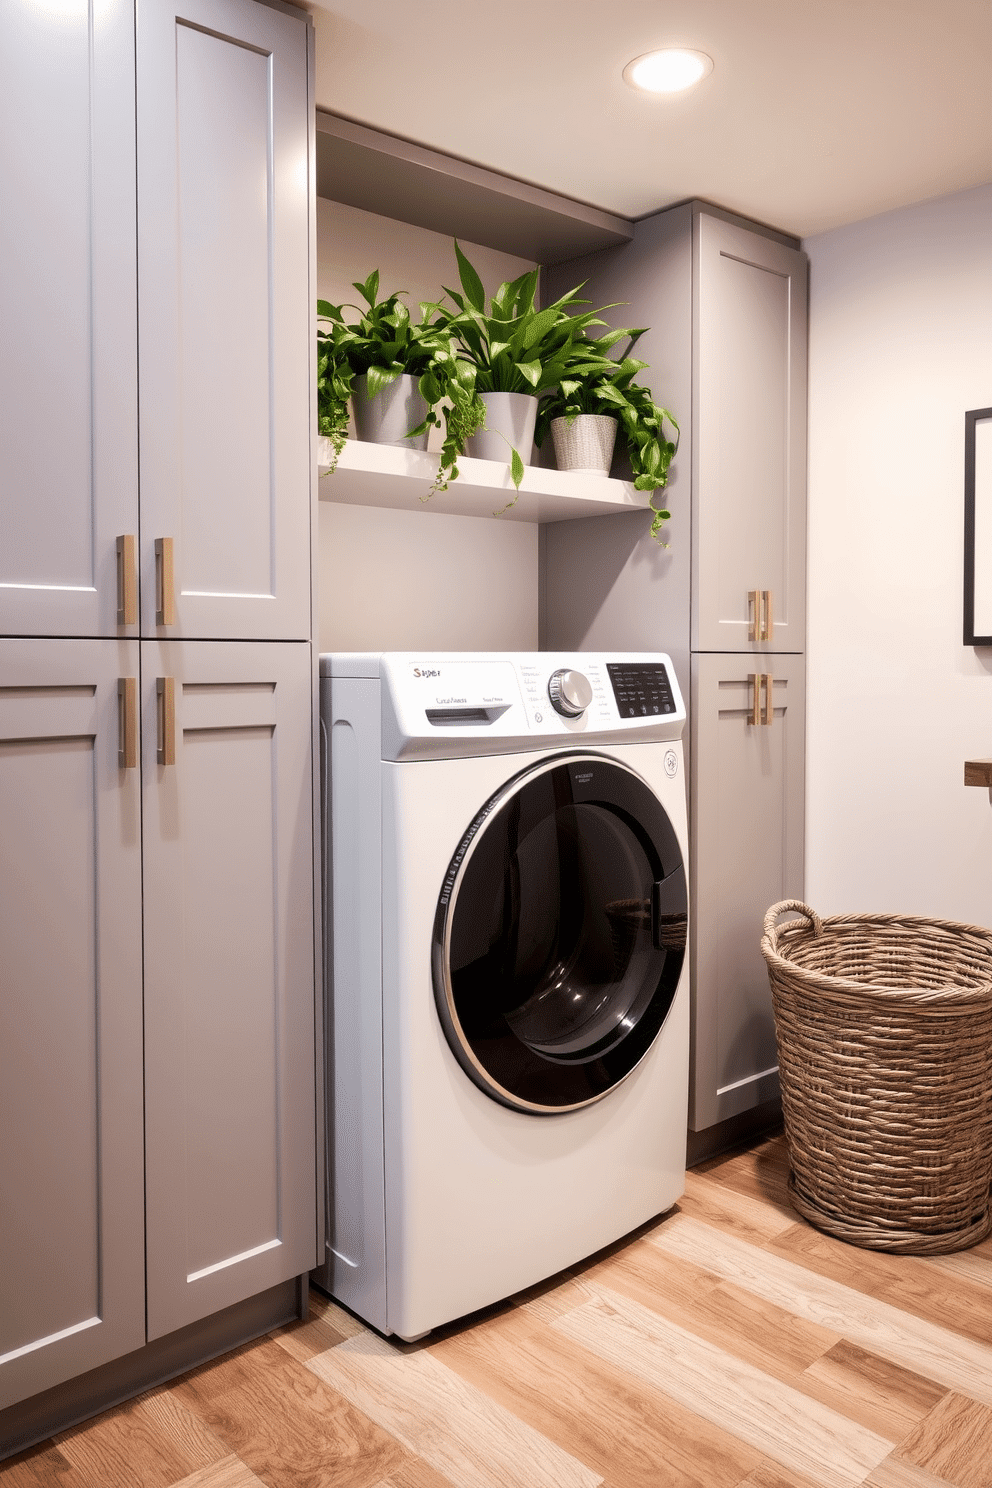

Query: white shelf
317 438 651 524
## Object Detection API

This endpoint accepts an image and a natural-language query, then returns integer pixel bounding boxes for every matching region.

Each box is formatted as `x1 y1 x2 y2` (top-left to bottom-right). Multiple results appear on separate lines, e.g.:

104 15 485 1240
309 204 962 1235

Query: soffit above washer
315 111 634 263
307 0 992 238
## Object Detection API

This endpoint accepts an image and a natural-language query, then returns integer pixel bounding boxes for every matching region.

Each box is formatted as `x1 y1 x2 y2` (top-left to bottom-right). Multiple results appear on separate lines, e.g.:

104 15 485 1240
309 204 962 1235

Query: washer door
432 752 687 1113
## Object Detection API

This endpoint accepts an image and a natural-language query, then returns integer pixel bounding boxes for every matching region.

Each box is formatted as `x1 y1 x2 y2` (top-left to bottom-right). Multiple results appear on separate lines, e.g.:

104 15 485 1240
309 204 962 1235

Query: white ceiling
307 0 992 239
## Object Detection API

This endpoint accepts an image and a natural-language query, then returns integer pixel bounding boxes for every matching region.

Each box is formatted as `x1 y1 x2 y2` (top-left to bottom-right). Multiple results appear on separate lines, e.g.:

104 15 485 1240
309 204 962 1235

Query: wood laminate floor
5 1133 992 1488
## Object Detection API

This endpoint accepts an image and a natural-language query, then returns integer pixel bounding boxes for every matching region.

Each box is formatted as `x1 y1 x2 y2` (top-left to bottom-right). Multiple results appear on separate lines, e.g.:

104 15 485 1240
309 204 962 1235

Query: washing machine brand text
413 668 441 678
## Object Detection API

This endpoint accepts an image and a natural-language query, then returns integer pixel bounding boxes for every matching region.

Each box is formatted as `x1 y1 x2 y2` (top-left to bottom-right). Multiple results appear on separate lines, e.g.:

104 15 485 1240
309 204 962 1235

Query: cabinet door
692 213 807 654
689 652 805 1131
136 0 312 642
0 1 138 639
0 640 144 1409
141 640 316 1339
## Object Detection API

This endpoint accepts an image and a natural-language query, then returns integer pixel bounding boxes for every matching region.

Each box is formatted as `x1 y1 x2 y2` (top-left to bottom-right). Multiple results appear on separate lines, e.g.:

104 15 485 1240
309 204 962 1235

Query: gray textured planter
352 372 429 450
550 414 618 476
465 391 538 464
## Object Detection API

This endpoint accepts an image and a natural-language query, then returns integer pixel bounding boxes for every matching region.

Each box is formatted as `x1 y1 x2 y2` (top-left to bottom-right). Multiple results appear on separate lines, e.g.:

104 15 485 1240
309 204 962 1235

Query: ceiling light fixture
623 48 713 95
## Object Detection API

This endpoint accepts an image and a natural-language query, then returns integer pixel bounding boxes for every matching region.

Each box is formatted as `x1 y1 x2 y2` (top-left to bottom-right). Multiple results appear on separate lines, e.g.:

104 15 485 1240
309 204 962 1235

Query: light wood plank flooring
5 1133 992 1488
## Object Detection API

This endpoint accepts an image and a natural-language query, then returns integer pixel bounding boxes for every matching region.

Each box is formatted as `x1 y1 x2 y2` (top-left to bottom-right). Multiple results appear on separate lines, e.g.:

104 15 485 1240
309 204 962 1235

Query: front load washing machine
313 652 689 1340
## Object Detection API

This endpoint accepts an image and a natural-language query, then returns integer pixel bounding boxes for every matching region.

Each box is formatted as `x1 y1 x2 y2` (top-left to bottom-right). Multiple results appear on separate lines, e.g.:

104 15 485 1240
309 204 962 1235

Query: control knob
547 668 593 718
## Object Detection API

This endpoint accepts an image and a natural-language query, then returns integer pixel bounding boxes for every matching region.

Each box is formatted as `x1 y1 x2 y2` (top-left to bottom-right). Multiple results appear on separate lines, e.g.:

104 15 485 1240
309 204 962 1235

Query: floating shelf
965 759 992 803
317 438 652 524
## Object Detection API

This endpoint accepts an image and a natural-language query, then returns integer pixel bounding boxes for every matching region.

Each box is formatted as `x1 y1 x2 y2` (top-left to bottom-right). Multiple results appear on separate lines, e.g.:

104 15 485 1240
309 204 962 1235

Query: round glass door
431 752 687 1113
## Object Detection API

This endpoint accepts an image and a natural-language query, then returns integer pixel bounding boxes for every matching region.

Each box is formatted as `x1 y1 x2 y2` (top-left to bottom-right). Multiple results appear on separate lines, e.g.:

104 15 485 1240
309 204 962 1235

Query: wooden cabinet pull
155 537 175 627
116 535 138 626
748 674 760 726
748 590 759 642
747 673 775 726
117 677 138 768
748 589 775 642
157 676 176 765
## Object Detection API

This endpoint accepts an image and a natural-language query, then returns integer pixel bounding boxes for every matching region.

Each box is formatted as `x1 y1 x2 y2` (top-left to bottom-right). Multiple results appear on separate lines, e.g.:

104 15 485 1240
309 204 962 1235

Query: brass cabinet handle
748 673 760 727
748 590 759 642
157 676 176 765
748 589 775 643
117 677 138 768
155 537 175 626
747 673 775 726
116 535 138 626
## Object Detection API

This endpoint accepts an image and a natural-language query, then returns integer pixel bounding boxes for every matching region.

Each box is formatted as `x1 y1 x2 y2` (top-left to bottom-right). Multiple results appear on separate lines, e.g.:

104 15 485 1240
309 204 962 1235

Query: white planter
550 414 618 476
352 372 429 450
466 391 538 464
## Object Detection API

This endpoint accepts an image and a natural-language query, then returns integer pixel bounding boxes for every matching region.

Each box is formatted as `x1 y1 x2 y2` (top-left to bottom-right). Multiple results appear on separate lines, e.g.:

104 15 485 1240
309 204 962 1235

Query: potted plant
535 332 680 541
317 272 485 491
437 243 621 492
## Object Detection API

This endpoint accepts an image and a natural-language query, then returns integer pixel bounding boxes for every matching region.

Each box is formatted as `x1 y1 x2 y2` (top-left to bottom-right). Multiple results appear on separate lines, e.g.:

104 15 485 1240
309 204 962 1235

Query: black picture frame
964 407 992 645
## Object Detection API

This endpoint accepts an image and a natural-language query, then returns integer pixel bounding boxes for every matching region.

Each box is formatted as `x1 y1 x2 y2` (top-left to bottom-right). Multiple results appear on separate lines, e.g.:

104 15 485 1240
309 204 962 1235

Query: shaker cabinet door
692 213 807 655
136 0 312 642
0 0 138 639
689 651 805 1131
0 640 145 1409
141 640 316 1339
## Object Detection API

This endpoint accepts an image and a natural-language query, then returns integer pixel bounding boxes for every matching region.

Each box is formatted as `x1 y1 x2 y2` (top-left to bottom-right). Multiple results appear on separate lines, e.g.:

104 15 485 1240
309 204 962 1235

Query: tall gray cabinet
0 0 318 1440
543 202 808 1147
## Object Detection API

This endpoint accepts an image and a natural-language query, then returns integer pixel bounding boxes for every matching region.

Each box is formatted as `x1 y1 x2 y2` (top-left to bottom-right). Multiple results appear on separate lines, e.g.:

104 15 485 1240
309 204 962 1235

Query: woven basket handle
762 900 823 953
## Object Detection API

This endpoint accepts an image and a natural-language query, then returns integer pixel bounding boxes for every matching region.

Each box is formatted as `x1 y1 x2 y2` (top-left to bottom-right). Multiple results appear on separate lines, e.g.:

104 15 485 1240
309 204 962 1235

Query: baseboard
686 1097 783 1168
0 1276 307 1463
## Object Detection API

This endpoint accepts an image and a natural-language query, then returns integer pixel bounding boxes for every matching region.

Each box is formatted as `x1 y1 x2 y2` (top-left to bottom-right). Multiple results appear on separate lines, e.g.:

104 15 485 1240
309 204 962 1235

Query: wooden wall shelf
965 759 992 801
317 438 652 525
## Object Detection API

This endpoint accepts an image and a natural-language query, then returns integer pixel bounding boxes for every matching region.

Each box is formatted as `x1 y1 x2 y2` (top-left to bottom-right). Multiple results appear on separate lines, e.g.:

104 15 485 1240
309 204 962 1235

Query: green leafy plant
535 330 680 542
437 243 622 490
317 271 485 491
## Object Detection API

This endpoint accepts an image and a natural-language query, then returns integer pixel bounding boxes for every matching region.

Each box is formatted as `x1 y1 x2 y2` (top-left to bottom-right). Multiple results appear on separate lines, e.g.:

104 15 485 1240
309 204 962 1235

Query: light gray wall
804 181 992 923
316 198 540 654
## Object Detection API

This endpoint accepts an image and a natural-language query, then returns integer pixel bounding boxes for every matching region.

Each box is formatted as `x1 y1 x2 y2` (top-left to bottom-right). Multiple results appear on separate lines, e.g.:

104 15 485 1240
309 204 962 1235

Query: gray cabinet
0 641 145 1408
142 641 316 1339
542 202 808 1141
0 0 138 639
0 0 316 1423
693 215 807 655
0 638 317 1411
137 0 312 642
0 0 313 646
689 654 805 1130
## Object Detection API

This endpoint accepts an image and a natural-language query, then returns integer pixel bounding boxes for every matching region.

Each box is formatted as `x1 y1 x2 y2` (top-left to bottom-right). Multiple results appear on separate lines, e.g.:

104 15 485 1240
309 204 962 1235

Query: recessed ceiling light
623 48 714 95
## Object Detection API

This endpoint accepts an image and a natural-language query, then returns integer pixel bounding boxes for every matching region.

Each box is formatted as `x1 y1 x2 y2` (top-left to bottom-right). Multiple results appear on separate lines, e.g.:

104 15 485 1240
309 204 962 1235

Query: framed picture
964 407 992 645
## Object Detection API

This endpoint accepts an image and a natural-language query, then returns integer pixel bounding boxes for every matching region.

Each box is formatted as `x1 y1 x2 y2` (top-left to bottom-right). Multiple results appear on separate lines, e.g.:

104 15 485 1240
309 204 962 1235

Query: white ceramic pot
550 414 618 476
466 391 538 464
352 372 429 450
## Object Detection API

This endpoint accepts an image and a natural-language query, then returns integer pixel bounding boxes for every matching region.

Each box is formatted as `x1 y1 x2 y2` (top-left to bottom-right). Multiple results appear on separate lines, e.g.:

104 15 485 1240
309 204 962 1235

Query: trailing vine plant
535 329 680 541
317 272 485 491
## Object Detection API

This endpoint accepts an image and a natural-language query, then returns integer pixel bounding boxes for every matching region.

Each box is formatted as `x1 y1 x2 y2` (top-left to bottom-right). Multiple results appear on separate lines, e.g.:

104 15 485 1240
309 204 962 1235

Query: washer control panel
325 653 687 760
515 658 615 731
606 662 677 719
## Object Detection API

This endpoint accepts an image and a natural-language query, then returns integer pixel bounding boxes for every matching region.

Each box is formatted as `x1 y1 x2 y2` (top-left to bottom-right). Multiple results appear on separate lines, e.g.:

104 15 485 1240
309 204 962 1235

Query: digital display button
607 662 676 719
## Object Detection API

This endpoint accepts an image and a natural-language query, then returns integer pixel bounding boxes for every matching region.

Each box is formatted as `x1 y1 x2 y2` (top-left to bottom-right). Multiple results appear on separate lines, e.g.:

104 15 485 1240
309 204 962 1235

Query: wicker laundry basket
761 900 992 1254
